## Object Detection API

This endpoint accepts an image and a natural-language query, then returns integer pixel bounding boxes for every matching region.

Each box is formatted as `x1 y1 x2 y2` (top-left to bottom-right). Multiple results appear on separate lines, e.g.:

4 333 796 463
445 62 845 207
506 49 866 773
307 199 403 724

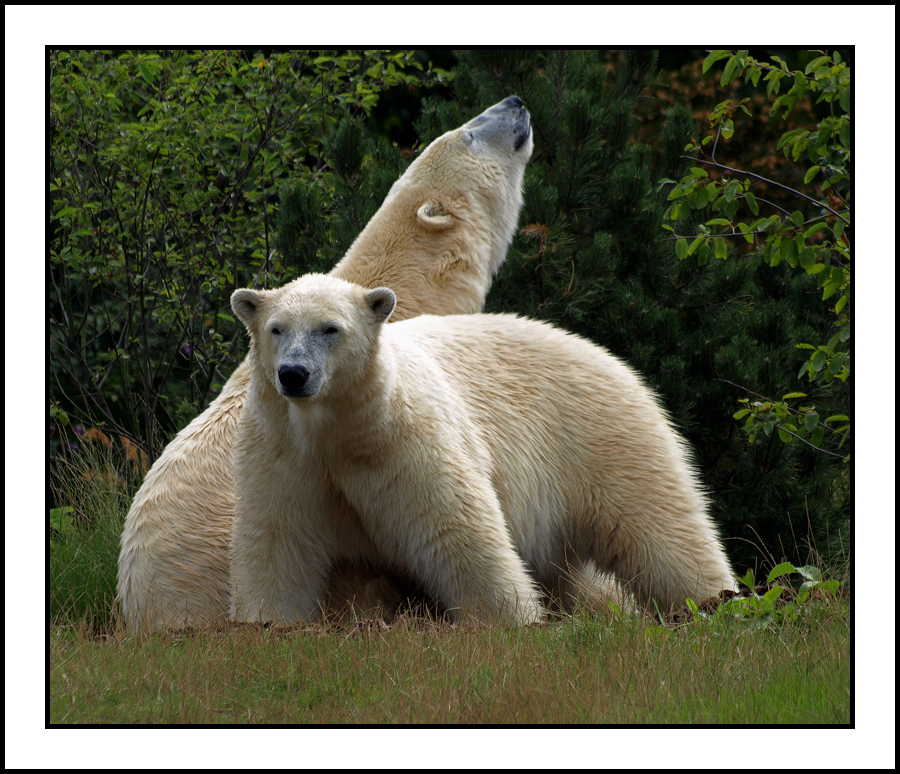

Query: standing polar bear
230 274 735 625
117 97 535 630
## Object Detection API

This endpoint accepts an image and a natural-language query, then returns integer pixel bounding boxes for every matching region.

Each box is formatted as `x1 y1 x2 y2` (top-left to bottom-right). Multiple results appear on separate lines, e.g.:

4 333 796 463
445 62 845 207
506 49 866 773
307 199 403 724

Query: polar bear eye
270 326 282 336
322 323 341 336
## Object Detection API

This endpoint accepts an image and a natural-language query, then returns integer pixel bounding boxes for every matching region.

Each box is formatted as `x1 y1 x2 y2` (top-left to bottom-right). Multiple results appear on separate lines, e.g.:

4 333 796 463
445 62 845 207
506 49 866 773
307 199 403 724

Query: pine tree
274 116 407 280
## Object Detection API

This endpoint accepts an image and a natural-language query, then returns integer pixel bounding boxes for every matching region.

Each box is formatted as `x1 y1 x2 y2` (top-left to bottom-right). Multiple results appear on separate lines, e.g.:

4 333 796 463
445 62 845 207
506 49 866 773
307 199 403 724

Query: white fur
230 275 735 625
117 98 535 630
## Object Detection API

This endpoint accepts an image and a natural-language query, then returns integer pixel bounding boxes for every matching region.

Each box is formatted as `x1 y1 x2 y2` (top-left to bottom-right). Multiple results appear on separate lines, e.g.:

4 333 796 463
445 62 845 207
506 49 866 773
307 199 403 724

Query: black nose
503 96 523 108
278 365 309 393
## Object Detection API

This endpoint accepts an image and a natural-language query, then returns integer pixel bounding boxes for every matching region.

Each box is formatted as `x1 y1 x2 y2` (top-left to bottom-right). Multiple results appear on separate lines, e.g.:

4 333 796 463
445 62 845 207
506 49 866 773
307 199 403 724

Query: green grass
49 451 133 629
48 451 851 725
49 604 850 724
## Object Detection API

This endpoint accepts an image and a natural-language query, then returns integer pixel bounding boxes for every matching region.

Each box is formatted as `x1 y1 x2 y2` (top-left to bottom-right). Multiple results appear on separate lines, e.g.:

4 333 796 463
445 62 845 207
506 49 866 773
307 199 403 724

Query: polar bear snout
277 364 313 397
463 95 532 158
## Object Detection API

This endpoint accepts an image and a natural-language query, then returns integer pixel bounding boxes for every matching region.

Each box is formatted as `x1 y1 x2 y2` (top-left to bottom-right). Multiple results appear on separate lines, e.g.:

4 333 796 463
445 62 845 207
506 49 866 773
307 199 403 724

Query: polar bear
229 274 736 625
117 97 535 630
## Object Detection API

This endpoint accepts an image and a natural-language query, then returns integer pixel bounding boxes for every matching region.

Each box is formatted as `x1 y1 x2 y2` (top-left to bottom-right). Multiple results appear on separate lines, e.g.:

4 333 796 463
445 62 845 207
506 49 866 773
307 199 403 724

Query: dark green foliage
273 121 407 279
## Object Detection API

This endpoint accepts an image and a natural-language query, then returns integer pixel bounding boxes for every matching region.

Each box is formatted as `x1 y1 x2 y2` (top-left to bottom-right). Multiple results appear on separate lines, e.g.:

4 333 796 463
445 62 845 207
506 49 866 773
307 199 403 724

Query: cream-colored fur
117 97 535 630
230 275 735 625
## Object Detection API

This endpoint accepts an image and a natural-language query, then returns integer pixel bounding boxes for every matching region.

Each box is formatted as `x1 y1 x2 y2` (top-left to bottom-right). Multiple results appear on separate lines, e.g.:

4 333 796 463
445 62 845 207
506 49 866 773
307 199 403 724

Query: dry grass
49 601 849 724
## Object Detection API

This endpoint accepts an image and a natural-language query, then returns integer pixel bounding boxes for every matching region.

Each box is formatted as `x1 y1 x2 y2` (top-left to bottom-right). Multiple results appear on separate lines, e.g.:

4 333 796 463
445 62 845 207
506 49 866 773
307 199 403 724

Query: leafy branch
658 50 851 459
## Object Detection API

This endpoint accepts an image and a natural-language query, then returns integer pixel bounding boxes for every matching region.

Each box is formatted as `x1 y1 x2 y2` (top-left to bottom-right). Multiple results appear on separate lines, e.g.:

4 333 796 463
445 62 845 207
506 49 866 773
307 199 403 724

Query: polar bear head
385 95 533 249
331 96 533 318
232 274 394 401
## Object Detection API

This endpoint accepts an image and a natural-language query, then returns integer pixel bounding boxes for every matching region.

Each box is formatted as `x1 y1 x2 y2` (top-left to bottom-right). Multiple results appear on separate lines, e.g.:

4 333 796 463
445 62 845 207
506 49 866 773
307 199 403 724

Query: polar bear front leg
230 449 336 625
425 480 543 625
348 456 543 626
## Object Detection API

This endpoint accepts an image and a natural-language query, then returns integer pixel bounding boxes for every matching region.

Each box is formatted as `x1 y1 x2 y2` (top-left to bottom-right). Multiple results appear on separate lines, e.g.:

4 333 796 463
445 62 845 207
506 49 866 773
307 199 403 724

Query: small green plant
49 452 131 630
686 563 841 629
49 506 76 537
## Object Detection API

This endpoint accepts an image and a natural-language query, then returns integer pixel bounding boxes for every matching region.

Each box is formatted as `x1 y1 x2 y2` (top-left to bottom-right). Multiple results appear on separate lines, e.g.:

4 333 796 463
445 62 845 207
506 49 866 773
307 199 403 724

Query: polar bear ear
416 202 454 229
364 287 396 324
231 288 263 329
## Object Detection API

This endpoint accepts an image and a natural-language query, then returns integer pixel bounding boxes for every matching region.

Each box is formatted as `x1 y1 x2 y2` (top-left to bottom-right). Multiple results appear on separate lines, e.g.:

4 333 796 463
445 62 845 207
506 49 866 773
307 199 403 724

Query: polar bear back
385 313 709 582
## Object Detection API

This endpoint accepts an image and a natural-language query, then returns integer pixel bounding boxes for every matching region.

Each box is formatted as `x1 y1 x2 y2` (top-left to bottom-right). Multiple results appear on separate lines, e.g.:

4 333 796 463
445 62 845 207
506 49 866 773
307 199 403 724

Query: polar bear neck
333 203 495 320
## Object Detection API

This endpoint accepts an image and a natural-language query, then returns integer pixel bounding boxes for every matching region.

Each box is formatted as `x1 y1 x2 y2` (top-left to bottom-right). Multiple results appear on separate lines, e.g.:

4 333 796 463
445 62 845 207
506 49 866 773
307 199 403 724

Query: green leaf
687 235 704 256
689 185 709 210
138 63 155 85
794 566 822 583
53 207 79 221
781 237 798 267
810 426 825 448
703 50 731 74
828 354 847 374
791 210 805 227
803 222 828 239
745 191 759 215
733 409 751 420
804 165 820 184
737 222 754 244
714 237 728 260
696 245 709 266
721 56 739 86
803 412 820 432
50 506 76 535
782 392 807 400
805 55 832 75
724 180 739 202
675 237 688 260
777 428 794 443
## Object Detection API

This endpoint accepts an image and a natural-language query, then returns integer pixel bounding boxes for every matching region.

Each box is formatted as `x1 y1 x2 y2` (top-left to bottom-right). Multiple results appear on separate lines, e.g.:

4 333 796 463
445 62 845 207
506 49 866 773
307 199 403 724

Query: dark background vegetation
49 49 851 578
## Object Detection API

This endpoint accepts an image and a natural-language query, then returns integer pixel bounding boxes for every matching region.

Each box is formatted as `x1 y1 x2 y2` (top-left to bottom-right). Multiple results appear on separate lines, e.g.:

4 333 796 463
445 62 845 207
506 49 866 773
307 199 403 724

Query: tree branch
683 156 850 226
